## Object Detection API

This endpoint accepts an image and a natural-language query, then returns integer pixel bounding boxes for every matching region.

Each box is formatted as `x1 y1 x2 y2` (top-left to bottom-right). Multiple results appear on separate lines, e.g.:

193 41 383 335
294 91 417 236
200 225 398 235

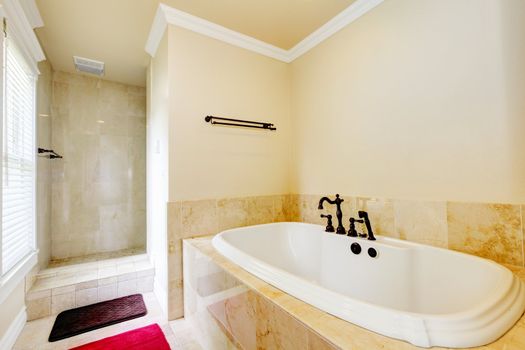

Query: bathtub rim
213 222 513 318
212 222 525 348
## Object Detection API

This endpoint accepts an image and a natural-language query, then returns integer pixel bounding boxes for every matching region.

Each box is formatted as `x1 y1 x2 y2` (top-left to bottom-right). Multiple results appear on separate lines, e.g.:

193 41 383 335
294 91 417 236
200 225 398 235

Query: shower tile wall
51 71 146 260
36 61 53 269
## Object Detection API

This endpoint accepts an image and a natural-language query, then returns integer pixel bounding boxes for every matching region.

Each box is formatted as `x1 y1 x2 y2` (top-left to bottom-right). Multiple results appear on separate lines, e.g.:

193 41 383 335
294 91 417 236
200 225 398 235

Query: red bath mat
49 294 147 342
70 324 170 350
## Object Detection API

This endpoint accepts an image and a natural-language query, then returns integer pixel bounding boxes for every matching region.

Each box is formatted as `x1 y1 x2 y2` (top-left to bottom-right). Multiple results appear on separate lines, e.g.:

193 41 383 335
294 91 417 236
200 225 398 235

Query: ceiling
35 0 356 87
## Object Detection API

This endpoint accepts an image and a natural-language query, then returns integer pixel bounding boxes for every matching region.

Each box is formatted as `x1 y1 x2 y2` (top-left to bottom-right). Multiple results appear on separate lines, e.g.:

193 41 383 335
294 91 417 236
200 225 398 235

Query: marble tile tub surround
291 194 525 267
51 71 146 260
184 237 525 350
167 194 292 320
168 193 524 321
184 238 337 350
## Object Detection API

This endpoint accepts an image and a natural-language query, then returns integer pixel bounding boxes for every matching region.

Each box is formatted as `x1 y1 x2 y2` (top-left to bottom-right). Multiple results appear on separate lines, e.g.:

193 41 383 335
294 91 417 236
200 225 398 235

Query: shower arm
38 148 63 159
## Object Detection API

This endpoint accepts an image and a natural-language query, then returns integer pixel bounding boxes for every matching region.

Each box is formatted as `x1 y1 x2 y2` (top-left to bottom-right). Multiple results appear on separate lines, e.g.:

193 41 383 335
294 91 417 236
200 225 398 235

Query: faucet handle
348 217 363 237
320 214 335 233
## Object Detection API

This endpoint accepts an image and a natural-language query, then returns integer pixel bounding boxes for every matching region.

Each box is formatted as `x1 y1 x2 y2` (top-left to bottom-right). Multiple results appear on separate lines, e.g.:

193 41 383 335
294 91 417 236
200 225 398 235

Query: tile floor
48 248 146 268
14 292 203 350
26 254 155 321
33 254 153 292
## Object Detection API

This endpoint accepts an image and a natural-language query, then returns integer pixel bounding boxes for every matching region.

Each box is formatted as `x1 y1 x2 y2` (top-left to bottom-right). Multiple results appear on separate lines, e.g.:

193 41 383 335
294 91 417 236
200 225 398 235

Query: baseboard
153 278 168 316
0 307 26 350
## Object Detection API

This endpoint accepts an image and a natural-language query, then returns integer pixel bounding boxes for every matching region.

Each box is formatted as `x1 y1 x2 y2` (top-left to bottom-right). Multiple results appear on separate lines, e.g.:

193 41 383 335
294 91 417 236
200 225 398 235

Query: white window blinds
1 36 36 275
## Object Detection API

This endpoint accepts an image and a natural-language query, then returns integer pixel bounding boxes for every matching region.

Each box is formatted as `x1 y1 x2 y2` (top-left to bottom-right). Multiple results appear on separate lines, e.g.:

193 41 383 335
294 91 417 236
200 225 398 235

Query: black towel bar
205 115 276 131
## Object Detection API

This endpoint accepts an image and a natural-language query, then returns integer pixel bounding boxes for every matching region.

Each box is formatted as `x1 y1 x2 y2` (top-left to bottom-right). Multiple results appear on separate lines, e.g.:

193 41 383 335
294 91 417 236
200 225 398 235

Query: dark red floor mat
49 294 147 342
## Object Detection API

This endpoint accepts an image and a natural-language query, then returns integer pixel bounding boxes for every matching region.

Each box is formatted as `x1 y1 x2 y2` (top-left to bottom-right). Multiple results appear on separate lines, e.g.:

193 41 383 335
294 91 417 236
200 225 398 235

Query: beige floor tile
97 283 118 302
170 318 203 350
26 297 51 321
75 288 98 307
14 292 175 350
98 266 117 279
51 292 75 315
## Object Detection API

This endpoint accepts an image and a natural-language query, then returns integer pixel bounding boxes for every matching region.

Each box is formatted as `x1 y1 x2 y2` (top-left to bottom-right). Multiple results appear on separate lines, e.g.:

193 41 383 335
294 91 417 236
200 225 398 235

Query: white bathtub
212 222 525 348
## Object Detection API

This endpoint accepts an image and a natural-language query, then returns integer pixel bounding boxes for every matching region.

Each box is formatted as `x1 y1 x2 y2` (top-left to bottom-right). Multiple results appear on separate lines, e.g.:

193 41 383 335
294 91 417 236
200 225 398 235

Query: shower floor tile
48 248 146 268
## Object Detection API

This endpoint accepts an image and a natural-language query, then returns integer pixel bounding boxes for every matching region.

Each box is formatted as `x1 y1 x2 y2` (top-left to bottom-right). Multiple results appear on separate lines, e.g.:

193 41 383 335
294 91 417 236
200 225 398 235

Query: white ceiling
35 0 357 87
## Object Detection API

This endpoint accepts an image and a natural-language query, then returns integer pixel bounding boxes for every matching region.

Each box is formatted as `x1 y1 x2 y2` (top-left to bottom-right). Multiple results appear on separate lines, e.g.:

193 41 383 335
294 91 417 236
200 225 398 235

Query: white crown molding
19 0 44 29
146 4 289 61
0 307 26 350
287 0 385 61
144 4 168 57
145 0 384 63
1 0 45 63
161 4 289 62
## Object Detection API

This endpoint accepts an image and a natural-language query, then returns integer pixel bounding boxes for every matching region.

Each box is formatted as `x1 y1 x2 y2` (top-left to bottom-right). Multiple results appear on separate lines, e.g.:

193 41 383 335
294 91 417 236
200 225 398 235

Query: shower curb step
25 255 155 321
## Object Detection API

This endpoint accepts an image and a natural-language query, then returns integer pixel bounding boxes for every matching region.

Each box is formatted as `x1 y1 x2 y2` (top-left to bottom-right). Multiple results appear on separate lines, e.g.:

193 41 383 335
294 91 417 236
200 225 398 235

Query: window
1 35 36 275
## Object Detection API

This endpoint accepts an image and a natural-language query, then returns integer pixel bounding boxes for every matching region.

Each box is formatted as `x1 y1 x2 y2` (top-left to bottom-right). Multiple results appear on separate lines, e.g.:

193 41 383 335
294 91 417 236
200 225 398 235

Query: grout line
444 201 450 249
520 205 525 267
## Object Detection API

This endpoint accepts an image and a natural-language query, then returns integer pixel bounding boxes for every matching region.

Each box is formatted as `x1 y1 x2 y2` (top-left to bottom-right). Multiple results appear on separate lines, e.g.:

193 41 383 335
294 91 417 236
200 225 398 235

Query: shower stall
25 66 151 321
45 71 147 265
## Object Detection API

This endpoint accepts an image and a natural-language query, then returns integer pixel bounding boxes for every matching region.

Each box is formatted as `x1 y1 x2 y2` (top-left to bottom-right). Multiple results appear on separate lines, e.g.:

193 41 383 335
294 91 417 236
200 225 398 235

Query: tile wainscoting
167 195 293 319
169 193 525 320
291 195 525 267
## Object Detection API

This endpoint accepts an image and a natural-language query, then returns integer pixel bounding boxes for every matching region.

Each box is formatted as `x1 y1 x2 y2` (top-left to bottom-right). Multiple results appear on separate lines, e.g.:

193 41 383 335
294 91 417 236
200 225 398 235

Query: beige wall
147 33 169 314
149 25 292 319
151 0 525 321
0 280 25 343
167 25 292 201
51 71 146 260
500 0 525 200
36 61 53 268
290 0 525 204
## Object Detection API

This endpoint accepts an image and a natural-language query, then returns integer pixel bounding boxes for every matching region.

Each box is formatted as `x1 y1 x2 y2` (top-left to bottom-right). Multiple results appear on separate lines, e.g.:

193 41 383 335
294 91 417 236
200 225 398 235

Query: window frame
0 18 39 304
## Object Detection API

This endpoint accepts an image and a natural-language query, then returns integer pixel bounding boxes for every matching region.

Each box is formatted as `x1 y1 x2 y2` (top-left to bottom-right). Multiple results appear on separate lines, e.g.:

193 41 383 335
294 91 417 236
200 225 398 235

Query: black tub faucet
358 211 376 241
318 194 345 234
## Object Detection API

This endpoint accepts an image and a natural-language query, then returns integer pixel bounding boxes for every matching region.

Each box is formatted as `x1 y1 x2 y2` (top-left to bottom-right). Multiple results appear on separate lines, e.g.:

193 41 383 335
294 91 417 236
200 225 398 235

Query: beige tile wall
36 61 53 269
167 195 291 319
50 71 146 260
292 194 524 267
